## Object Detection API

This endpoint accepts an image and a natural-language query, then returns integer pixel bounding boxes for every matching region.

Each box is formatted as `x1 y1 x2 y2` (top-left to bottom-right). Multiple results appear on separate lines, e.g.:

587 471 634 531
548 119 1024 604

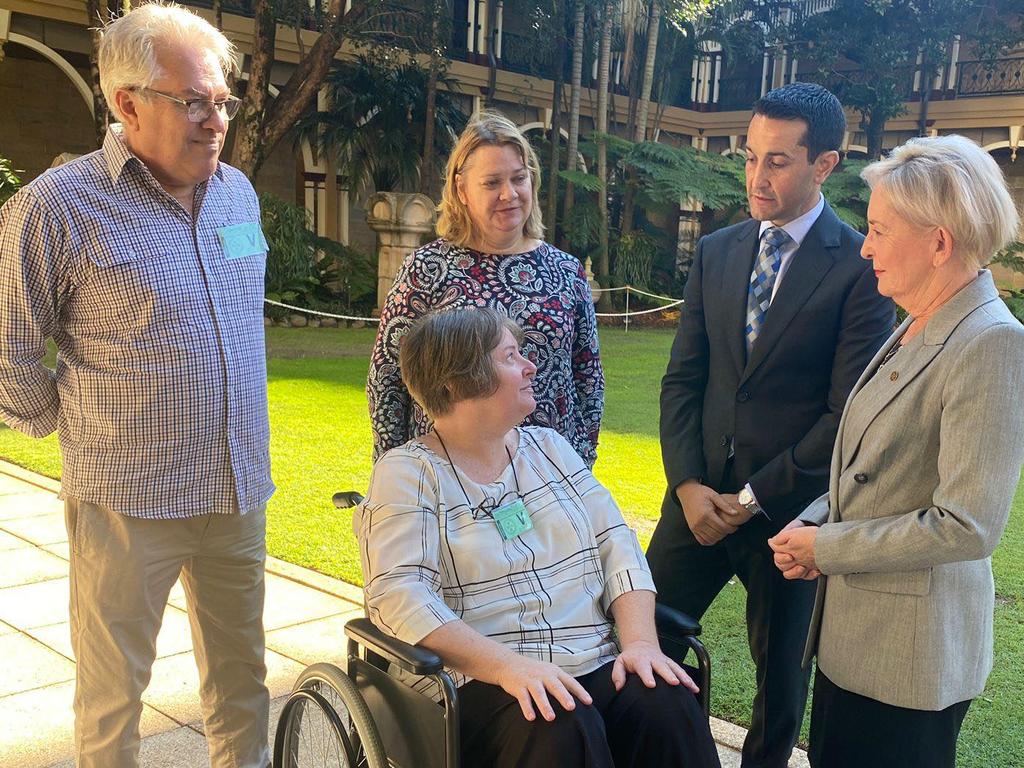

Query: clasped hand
677 481 753 546
495 642 697 722
767 520 820 580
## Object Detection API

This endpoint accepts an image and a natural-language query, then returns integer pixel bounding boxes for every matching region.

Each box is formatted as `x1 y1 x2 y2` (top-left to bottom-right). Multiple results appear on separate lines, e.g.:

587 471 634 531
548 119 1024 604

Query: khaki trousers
65 498 270 768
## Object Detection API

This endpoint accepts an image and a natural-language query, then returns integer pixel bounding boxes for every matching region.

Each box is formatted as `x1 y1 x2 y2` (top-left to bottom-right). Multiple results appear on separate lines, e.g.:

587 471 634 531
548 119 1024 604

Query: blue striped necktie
745 226 790 353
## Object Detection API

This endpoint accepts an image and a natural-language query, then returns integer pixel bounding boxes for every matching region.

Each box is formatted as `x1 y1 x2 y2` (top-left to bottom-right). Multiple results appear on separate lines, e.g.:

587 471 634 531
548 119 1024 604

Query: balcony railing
499 30 556 80
716 74 763 111
183 1 1024 109
956 57 1024 97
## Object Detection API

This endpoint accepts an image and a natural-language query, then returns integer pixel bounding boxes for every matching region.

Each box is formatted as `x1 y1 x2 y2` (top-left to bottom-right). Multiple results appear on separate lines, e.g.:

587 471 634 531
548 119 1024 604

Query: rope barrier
266 283 685 330
264 298 380 323
590 285 680 303
595 299 684 317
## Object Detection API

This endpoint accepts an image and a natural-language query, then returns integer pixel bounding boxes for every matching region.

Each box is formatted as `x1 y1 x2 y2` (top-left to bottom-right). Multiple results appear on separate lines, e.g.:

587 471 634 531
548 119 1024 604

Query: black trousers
458 660 721 768
646 498 817 768
808 669 971 768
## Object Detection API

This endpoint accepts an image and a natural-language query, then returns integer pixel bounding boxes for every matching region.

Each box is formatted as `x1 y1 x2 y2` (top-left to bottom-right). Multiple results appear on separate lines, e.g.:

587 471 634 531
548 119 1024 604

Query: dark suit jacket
660 202 895 527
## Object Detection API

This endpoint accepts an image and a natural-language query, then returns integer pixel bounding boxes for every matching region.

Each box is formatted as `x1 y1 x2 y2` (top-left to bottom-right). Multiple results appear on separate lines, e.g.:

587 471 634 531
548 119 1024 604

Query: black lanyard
434 429 522 519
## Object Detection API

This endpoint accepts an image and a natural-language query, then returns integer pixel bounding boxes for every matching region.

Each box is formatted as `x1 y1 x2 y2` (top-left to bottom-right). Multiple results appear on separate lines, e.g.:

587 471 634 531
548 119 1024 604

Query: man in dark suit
647 82 895 768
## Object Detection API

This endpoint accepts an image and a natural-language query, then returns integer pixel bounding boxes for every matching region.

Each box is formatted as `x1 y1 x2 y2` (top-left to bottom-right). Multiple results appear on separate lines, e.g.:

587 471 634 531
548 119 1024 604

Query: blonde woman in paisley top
367 110 603 466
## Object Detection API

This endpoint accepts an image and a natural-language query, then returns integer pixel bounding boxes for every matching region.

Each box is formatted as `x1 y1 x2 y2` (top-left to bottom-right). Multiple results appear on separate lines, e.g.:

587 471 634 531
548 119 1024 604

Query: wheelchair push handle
334 491 365 508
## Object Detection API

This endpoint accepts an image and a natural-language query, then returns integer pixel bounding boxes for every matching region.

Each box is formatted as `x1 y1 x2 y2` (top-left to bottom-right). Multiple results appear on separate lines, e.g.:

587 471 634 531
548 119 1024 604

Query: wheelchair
273 493 712 768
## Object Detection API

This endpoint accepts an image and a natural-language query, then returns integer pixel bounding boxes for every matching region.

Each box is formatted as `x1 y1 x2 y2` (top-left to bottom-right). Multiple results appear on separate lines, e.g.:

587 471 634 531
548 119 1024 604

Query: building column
677 196 704 276
467 0 479 53
710 51 722 105
366 193 437 311
760 49 771 96
476 0 490 55
947 35 961 91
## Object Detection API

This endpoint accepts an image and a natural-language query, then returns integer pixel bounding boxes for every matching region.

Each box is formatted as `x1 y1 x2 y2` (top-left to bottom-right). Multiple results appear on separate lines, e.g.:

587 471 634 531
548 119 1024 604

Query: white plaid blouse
0 126 274 518
355 426 655 687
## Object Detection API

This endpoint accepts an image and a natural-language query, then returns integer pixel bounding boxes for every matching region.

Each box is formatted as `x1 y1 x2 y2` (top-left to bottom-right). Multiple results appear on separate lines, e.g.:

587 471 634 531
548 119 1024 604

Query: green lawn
1 325 1021 765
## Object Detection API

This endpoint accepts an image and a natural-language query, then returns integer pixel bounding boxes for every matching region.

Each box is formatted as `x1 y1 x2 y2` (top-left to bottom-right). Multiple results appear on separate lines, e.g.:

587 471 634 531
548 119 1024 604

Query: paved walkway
0 460 807 768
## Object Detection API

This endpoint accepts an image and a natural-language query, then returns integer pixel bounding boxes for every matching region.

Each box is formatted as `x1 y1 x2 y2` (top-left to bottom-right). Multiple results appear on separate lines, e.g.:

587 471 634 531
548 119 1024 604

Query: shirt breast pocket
82 246 183 329
87 246 166 269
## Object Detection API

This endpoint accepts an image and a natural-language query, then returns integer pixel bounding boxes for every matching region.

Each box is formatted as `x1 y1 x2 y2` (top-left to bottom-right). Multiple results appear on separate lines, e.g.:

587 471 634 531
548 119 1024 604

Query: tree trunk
596 0 613 312
421 0 444 196
633 0 659 143
561 0 585 239
619 0 659 238
85 0 114 146
231 0 277 176
862 110 885 160
231 0 370 178
916 52 934 136
545 0 565 238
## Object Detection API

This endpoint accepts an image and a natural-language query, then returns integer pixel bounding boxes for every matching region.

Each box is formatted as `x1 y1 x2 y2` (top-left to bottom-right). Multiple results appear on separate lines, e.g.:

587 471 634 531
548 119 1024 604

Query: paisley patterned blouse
367 238 604 465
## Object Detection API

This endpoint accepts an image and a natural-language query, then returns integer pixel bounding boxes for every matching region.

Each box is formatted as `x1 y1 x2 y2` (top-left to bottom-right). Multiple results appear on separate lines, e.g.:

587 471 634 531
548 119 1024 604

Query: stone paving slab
0 529 31 550
266 612 362 668
0 547 68 589
0 681 179 768
0 632 76 697
0 492 63 521
2 512 68 546
0 577 71 630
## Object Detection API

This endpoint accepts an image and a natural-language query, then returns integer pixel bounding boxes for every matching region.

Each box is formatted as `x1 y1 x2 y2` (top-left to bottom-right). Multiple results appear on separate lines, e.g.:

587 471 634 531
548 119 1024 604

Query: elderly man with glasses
0 4 273 767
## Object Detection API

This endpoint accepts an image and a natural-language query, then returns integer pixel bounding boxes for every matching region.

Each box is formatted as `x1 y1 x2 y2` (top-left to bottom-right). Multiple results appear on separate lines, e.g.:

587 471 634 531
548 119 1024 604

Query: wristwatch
737 485 762 516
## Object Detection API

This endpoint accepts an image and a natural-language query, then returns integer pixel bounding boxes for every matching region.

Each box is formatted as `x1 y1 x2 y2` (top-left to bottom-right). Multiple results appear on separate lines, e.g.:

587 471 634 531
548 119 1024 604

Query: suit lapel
723 220 760 378
740 205 842 385
825 329 903 521
838 272 1001 473
837 319 919 473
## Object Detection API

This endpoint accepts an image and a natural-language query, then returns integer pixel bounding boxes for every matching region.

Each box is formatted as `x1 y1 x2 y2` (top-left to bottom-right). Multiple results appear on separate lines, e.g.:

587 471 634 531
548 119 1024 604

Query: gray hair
861 135 1020 269
98 2 236 122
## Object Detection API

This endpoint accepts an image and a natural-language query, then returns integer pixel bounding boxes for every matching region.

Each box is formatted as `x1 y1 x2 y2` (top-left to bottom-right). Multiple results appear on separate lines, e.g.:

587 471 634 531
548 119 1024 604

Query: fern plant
0 157 23 206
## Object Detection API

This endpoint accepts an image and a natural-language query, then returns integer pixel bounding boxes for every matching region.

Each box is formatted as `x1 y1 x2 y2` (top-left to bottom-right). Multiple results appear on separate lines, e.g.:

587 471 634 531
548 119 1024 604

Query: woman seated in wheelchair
354 308 721 768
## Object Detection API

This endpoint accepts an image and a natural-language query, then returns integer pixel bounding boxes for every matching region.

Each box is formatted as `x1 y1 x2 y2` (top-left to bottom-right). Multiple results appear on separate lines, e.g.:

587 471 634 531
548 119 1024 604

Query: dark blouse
367 238 604 465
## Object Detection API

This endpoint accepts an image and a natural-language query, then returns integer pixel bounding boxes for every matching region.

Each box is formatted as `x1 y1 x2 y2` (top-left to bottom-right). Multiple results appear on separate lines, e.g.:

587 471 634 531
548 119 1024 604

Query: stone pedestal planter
364 192 436 311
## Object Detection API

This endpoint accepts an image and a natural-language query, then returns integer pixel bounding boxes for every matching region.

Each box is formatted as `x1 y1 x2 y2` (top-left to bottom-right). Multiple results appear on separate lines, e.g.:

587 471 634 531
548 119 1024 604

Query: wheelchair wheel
275 662 388 768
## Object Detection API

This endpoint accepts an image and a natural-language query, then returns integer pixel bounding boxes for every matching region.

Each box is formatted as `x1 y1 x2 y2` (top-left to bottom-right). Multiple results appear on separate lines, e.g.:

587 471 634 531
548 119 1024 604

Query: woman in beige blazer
768 134 1024 768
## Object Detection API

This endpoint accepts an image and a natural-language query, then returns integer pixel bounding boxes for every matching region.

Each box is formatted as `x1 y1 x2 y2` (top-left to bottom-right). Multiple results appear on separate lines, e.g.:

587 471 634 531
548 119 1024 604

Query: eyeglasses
131 87 242 123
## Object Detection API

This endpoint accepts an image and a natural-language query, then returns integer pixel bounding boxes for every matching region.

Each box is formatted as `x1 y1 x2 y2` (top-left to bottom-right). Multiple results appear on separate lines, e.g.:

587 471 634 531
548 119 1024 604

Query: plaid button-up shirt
0 126 274 518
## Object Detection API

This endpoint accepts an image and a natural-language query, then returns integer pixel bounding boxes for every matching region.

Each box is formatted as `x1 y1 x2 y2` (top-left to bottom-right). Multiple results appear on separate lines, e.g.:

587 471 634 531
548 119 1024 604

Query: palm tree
420 0 450 198
618 0 661 237
296 52 467 199
595 0 614 311
633 0 660 142
545 0 567 231
561 0 588 233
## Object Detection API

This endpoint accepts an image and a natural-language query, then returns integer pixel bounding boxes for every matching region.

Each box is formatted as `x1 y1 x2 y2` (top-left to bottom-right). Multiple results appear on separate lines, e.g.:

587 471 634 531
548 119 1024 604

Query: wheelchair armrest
344 617 445 676
655 602 702 639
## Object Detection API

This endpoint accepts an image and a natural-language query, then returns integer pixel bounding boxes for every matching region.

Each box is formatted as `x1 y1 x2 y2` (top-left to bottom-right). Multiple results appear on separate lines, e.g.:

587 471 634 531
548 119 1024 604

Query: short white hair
861 135 1021 269
98 2 236 122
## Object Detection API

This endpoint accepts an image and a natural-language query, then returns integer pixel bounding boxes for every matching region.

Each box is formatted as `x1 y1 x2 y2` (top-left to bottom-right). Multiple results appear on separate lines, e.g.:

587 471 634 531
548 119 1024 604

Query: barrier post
624 287 630 332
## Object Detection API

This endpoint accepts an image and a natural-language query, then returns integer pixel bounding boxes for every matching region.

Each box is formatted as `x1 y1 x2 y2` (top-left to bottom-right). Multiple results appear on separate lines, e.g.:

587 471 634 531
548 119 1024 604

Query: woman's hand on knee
613 640 700 695
495 655 593 722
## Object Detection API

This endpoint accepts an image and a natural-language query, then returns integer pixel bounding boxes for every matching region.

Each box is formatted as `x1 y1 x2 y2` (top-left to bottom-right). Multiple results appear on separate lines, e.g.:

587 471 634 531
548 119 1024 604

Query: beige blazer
799 270 1024 710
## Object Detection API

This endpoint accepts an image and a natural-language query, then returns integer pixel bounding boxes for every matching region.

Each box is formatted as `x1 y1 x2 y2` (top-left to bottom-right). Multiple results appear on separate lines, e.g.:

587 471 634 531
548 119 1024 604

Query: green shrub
260 193 375 318
0 157 23 206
